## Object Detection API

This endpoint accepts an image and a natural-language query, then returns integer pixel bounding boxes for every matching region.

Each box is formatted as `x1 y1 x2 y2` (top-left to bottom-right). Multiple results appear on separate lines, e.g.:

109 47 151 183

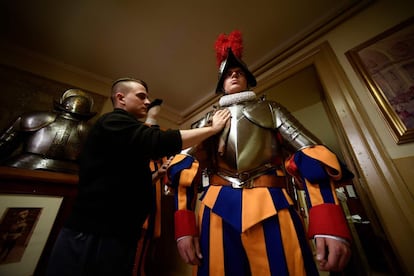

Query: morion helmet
214 30 256 93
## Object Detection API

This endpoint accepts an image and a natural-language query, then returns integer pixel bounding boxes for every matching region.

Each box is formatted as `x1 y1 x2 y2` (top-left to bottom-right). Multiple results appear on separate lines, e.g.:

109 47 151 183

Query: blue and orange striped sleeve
167 153 200 239
285 145 352 241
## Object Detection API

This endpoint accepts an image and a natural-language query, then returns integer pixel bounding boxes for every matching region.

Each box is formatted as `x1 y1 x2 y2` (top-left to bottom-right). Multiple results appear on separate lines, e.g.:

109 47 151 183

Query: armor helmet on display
214 30 257 93
54 89 96 119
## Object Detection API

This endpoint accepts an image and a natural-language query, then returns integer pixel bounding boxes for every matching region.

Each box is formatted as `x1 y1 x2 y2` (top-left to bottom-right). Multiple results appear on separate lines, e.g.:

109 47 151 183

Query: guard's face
121 83 151 119
223 67 248 94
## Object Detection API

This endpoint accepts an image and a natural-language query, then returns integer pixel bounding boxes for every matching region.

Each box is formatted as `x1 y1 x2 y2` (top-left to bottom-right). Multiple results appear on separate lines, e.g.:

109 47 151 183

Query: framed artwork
0 195 63 276
346 16 414 144
0 166 79 276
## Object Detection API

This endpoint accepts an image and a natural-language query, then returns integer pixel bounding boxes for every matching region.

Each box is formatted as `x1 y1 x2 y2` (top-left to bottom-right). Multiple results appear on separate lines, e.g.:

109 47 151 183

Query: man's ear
116 92 125 105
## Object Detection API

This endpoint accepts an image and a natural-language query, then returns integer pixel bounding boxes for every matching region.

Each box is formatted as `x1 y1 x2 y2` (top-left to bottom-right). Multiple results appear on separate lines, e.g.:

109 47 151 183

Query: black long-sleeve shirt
65 108 182 238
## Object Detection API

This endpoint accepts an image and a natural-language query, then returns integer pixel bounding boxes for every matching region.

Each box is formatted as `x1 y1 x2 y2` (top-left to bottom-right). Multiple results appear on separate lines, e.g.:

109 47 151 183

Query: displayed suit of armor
0 89 96 174
168 31 352 275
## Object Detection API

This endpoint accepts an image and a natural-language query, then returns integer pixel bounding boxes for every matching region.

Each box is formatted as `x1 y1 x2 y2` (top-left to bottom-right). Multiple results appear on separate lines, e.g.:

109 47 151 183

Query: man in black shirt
46 78 230 276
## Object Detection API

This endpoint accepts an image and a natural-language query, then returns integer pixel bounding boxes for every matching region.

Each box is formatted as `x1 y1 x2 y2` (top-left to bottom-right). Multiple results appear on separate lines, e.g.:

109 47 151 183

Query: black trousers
46 227 139 276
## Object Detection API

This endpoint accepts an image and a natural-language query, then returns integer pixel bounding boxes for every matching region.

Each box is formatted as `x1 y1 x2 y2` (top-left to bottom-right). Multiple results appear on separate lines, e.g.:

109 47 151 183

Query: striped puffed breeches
195 187 319 276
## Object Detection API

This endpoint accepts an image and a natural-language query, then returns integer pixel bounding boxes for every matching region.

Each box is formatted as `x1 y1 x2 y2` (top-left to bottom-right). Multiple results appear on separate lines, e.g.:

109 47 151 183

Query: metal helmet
214 30 256 93
54 89 96 119
215 48 257 93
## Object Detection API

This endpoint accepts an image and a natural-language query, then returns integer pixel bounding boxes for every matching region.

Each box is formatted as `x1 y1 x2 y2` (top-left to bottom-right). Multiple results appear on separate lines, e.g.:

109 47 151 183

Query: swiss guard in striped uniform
133 99 174 276
168 30 353 276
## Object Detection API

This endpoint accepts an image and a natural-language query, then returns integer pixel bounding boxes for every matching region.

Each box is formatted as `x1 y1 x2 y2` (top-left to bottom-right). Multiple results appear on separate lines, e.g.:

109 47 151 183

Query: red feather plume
214 30 243 67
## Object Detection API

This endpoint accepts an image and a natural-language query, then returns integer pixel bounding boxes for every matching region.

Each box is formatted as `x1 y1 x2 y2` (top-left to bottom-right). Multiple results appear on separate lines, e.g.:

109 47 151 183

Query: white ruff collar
219 91 257 107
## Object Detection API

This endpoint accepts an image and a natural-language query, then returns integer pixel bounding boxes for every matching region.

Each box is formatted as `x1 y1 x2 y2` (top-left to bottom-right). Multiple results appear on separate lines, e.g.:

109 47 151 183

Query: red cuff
308 203 352 242
174 210 198 240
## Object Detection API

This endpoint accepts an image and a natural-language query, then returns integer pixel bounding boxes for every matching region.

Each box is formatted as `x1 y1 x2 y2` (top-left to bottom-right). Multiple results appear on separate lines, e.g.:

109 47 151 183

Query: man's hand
177 236 202 265
179 109 230 149
210 109 231 134
315 236 351 272
152 156 174 182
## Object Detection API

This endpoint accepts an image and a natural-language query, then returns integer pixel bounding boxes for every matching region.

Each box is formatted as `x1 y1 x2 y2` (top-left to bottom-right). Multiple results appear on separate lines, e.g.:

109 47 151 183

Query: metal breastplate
4 114 89 173
215 104 279 183
213 99 319 186
24 116 86 160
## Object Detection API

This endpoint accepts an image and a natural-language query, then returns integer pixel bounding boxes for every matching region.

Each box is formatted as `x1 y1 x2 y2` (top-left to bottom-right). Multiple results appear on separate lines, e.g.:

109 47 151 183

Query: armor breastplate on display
24 115 85 160
1 112 89 173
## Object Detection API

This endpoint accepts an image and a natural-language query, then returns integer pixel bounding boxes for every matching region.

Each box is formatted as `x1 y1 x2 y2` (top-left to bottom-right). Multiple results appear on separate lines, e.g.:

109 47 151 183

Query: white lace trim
219 91 257 107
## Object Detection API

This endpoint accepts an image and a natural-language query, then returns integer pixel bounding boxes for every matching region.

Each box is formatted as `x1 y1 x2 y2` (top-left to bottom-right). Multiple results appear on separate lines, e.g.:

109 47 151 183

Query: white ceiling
0 0 370 124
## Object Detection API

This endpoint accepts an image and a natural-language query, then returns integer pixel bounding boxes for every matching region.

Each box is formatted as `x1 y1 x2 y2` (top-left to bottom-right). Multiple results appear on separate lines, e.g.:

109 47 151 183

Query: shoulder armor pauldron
20 111 57 131
242 100 280 129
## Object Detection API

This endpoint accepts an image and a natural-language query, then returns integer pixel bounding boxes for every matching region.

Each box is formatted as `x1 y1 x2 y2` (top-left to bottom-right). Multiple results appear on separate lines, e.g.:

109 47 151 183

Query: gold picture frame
346 16 414 144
